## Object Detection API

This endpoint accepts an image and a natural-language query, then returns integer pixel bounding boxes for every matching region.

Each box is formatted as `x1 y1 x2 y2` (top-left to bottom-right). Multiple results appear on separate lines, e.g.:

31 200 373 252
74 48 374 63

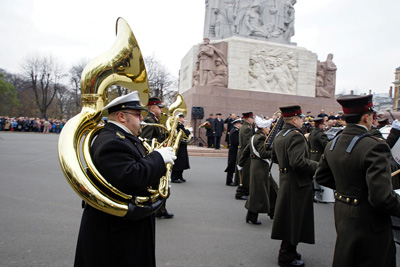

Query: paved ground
0 132 399 266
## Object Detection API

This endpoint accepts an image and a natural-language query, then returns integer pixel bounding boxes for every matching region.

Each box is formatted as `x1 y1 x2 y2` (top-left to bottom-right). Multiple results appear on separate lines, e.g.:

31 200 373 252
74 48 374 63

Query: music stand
190 118 206 146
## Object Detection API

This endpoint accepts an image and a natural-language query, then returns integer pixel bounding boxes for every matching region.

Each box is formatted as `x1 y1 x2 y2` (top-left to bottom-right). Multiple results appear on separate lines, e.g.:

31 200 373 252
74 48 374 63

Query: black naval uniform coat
235 120 254 190
74 123 166 267
238 130 277 214
271 123 318 245
308 128 329 162
141 112 165 143
315 124 400 267
225 126 240 174
172 122 191 172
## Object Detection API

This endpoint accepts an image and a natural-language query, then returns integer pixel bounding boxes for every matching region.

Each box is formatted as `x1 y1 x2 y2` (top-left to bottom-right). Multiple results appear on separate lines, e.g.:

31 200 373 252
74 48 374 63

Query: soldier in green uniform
271 105 318 267
315 94 400 267
235 112 255 200
140 97 174 219
238 116 277 224
308 117 329 202
308 117 329 162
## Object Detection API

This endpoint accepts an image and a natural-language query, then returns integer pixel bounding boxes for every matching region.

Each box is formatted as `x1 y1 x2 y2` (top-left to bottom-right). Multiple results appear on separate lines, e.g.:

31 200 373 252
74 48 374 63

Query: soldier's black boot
246 211 261 225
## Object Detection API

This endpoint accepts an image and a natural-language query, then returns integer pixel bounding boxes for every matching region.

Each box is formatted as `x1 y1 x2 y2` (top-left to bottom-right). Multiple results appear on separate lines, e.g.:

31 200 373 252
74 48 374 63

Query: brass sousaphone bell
58 18 185 220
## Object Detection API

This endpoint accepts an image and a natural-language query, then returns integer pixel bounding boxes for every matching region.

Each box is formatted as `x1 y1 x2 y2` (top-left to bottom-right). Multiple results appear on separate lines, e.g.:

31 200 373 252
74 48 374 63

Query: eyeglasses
122 111 142 118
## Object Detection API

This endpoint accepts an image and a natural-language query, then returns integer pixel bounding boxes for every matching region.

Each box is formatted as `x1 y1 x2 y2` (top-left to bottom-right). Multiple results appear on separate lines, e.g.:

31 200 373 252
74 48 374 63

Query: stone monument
180 1 340 144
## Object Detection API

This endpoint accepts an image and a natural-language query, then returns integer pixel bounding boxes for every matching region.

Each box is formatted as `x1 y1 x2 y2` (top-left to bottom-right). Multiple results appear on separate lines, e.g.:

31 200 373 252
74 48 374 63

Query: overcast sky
1 0 399 95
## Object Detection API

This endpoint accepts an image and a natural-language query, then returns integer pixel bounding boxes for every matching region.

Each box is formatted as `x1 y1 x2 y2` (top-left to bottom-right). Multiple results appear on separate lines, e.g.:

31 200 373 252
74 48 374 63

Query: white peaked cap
102 91 147 113
255 115 272 129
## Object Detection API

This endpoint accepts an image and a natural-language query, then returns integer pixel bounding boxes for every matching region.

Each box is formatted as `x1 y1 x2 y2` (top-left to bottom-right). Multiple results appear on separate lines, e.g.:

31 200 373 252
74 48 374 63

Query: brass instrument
58 17 187 220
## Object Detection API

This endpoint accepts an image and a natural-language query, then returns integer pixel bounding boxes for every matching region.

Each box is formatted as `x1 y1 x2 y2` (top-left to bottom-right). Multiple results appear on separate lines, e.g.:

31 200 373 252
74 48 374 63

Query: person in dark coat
140 97 174 219
315 94 400 267
308 117 329 202
206 114 214 148
235 112 255 200
238 116 277 224
171 113 191 183
212 113 225 149
224 118 242 186
74 92 176 267
224 113 236 146
271 105 318 267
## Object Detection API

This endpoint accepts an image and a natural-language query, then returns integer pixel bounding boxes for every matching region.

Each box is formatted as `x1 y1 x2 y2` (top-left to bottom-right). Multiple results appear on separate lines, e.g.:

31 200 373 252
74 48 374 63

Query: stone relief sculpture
315 53 337 98
195 38 229 87
248 49 298 93
204 0 297 44
208 58 228 87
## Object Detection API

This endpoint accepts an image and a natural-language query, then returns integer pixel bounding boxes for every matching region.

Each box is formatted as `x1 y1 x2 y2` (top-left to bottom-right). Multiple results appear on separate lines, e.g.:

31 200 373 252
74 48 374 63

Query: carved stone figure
193 61 200 87
244 5 269 37
248 48 297 94
197 38 228 86
283 0 296 42
204 0 296 44
315 53 337 98
208 58 229 87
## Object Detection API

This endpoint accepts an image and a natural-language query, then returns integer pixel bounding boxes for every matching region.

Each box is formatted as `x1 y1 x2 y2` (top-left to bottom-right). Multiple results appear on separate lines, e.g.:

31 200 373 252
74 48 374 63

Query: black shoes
278 259 304 267
226 183 236 186
246 211 261 225
171 179 182 183
180 178 186 183
155 211 174 219
235 195 248 200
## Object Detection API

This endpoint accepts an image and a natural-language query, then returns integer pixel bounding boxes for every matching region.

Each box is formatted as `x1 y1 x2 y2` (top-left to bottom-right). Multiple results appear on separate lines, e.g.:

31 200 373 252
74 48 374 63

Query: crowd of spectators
0 116 67 134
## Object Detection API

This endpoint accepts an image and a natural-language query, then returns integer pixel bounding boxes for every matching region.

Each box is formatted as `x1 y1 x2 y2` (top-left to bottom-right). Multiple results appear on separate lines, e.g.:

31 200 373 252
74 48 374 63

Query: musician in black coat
206 114 214 148
74 92 176 267
212 113 225 149
171 113 191 183
224 113 236 146
224 119 242 185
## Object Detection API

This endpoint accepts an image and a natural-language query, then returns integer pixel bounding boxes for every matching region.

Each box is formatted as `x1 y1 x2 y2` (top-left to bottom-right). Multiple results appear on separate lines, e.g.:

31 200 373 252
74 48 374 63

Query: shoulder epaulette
330 135 340 151
346 133 371 153
283 128 296 137
116 131 125 140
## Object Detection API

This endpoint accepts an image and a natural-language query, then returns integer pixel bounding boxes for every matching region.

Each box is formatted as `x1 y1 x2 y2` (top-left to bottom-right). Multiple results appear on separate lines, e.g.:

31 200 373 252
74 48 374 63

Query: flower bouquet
199 121 212 130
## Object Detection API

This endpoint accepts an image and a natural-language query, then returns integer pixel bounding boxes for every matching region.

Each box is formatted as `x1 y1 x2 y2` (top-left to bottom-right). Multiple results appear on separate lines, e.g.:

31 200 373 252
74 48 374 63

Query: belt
279 167 288 173
310 150 319 154
334 192 359 206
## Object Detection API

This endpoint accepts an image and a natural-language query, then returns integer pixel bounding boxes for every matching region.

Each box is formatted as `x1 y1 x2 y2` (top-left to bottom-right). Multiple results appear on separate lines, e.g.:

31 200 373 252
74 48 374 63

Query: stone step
187 145 228 157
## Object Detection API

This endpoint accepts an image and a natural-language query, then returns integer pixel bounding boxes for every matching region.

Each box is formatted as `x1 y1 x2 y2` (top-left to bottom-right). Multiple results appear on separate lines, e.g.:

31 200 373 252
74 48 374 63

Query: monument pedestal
182 85 340 145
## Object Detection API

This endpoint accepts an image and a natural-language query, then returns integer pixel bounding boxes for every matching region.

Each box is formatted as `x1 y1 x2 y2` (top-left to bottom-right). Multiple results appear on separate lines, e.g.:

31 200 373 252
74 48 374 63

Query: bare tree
68 60 89 115
144 55 178 104
21 54 64 118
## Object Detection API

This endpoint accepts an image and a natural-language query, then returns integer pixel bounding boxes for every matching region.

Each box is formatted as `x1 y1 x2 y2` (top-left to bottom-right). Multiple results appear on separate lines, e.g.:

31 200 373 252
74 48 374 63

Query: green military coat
308 128 329 162
315 124 400 267
238 130 278 214
271 123 318 245
234 120 254 188
140 112 165 143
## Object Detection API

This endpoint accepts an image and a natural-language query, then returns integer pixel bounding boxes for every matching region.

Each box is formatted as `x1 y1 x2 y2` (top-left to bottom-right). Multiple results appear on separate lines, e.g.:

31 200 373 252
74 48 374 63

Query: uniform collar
108 120 135 136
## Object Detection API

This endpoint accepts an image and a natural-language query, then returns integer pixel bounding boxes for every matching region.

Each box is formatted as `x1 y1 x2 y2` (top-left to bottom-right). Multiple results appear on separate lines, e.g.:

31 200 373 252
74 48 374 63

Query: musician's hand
393 119 400 130
155 147 177 165
237 165 243 171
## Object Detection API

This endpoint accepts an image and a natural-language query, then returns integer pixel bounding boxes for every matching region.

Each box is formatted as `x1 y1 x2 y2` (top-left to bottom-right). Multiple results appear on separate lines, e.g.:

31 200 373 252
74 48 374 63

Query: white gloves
155 147 177 165
237 165 243 171
392 119 400 130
